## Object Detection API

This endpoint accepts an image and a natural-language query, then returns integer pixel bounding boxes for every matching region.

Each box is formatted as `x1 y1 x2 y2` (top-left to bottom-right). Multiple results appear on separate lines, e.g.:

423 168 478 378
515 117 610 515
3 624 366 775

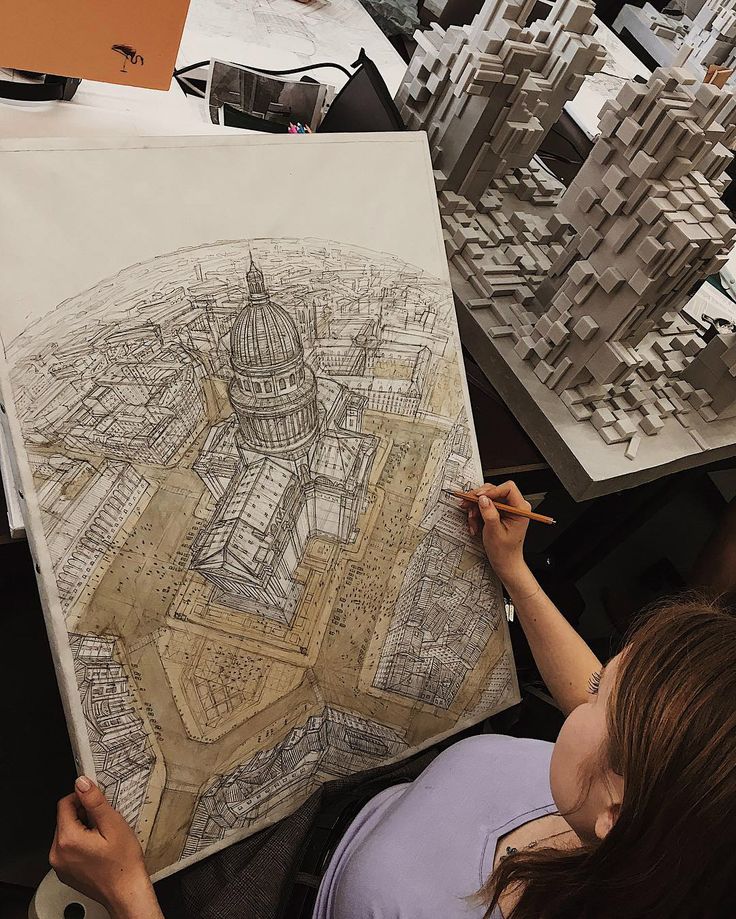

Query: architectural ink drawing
0 136 517 877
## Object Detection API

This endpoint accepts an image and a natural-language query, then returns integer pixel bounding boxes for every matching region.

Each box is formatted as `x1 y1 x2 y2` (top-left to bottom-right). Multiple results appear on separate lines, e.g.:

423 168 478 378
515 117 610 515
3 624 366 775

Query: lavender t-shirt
314 735 555 919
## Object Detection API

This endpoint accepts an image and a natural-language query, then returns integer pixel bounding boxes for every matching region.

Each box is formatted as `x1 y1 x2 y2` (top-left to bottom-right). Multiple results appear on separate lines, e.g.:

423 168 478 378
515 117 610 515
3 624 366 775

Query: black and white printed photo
684 281 736 337
207 59 327 129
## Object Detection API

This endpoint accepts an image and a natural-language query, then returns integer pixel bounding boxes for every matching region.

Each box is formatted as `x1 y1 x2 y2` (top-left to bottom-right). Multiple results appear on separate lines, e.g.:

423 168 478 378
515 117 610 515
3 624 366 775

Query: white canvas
0 134 518 877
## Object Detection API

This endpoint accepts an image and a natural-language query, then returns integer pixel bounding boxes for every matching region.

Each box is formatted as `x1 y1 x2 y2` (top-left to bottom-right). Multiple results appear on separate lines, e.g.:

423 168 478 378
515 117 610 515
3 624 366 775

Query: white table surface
0 0 407 536
564 15 651 141
181 0 407 94
612 4 682 72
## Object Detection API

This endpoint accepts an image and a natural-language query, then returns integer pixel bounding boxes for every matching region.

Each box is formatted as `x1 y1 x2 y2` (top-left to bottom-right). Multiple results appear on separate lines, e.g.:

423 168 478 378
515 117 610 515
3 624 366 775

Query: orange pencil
444 489 556 525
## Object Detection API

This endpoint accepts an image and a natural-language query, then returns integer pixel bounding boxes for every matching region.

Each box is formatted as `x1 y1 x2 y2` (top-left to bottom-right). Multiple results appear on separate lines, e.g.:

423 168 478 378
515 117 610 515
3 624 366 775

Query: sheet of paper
179 0 407 95
684 281 736 334
564 16 650 139
0 423 24 536
0 133 517 878
206 59 327 129
0 0 191 90
0 79 213 139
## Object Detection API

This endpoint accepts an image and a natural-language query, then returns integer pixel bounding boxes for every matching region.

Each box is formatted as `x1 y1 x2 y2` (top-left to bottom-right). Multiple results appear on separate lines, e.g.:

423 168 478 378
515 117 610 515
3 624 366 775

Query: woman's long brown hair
479 595 736 918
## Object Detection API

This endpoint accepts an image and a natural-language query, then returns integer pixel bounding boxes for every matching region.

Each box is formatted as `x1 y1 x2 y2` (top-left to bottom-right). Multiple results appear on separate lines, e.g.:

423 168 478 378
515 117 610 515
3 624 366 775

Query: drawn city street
6 238 515 871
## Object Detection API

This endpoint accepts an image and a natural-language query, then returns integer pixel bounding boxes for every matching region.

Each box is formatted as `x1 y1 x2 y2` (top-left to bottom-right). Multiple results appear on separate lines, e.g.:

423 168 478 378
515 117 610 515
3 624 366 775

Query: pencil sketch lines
190 255 377 625
467 650 515 717
29 456 153 614
156 628 300 741
183 706 407 856
371 413 501 710
6 237 512 872
71 633 156 832
373 525 502 708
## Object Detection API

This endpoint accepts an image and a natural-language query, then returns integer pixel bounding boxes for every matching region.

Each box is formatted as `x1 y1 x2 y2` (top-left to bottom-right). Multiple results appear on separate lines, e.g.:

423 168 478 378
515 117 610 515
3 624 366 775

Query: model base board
442 159 736 499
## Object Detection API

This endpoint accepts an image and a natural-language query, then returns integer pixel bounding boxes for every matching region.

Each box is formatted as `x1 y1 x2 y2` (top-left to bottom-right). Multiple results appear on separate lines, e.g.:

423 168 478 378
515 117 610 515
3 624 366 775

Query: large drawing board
0 134 517 877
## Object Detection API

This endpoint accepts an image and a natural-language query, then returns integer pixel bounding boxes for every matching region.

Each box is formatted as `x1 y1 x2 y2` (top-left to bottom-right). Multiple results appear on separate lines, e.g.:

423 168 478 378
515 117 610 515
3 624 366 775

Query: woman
50 481 736 919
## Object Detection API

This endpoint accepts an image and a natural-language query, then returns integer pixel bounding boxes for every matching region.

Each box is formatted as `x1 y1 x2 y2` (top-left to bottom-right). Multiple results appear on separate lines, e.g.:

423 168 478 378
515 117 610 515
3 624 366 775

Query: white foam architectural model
398 0 606 201
614 1 736 84
398 0 736 497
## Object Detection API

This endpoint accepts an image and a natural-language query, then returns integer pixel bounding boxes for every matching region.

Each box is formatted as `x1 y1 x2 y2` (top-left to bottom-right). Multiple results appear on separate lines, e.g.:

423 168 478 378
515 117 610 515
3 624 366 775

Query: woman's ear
594 773 624 840
594 803 619 840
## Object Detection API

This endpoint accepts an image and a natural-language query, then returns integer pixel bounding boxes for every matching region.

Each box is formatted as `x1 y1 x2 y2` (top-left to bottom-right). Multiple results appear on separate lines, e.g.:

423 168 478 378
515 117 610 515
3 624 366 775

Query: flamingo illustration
111 45 145 73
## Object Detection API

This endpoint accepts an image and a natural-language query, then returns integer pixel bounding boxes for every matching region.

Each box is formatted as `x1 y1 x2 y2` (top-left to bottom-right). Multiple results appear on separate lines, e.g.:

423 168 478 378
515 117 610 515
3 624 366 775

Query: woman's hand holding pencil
446 489 555 525
454 481 543 585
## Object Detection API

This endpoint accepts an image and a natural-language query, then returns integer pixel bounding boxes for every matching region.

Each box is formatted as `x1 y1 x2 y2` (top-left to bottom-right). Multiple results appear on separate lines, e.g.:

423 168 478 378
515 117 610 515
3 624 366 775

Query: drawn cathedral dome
230 257 302 373
228 254 319 457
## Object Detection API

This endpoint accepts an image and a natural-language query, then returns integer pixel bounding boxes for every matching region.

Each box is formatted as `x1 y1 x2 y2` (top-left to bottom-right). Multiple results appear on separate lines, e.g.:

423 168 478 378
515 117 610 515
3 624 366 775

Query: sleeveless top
314 734 556 918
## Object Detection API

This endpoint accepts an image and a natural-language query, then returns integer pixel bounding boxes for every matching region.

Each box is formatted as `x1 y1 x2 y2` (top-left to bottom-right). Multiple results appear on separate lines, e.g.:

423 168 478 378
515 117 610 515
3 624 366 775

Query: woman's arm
465 481 601 715
50 777 164 919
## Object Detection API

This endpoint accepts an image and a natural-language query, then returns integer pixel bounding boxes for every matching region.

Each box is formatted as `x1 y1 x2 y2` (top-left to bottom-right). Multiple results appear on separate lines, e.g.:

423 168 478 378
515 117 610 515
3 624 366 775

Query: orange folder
0 0 192 90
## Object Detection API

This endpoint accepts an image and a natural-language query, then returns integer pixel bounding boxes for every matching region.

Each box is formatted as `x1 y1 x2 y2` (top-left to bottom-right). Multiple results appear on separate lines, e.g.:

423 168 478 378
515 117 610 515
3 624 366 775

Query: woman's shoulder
397 733 555 825
323 735 555 918
421 733 554 784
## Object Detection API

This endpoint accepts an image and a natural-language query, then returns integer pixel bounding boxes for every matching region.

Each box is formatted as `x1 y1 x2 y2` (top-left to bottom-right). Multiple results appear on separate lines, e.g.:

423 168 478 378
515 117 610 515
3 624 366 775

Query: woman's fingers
467 505 480 536
460 498 480 536
477 494 502 531
460 482 532 538
497 480 532 512
468 480 531 512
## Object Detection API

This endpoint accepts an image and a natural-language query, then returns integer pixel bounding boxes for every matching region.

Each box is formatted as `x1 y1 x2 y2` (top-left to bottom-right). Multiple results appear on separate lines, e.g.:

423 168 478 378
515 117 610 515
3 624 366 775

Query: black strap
174 58 354 98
